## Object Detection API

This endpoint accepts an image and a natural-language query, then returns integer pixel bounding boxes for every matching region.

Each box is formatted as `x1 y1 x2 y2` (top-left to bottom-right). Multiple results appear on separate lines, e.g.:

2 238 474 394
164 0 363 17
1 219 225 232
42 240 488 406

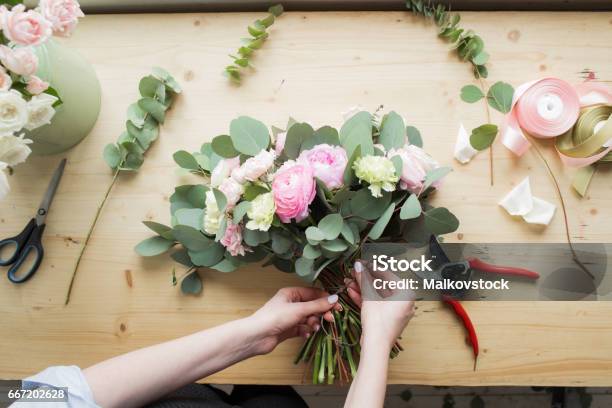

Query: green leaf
174 208 203 229
379 111 406 150
423 207 460 235
470 124 498 151
406 126 423 147
343 145 361 186
423 166 451 190
135 236 174 256
271 230 293 254
173 150 200 170
320 239 348 253
487 82 514 114
143 221 173 237
340 222 356 244
391 155 403 178
368 203 395 239
248 24 265 37
259 14 275 28
243 228 269 246
171 248 193 267
170 185 207 213
212 188 227 213
474 64 488 79
303 244 321 259
232 201 251 223
229 116 270 156
173 225 211 251
268 3 284 16
305 226 325 244
138 97 166 123
301 126 340 151
181 271 202 295
210 257 240 272
243 184 268 201
211 135 240 158
349 189 391 220
284 122 314 159
318 214 344 240
400 194 422 220
139 75 163 98
188 242 225 266
295 257 314 277
472 51 489 66
127 103 146 127
339 111 374 156
126 120 158 150
103 144 122 169
460 85 484 103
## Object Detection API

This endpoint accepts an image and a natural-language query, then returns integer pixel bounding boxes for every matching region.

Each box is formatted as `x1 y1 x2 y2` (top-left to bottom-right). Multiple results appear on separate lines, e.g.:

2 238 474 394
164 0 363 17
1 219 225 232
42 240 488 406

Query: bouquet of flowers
0 0 84 199
137 107 460 383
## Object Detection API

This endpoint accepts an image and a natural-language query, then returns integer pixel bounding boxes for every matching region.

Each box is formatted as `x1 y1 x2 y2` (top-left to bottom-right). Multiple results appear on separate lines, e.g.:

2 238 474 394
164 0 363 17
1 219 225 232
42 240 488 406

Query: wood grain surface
1 11 611 386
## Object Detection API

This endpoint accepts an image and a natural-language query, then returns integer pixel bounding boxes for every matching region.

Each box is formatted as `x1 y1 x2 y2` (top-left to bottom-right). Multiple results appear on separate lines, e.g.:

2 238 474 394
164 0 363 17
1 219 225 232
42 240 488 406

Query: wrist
362 329 395 353
217 316 267 359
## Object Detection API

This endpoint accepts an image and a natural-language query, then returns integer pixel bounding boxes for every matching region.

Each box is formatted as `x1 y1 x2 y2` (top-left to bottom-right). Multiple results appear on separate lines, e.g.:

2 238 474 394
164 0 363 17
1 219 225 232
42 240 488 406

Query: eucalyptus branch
64 68 181 305
225 4 284 83
406 0 489 79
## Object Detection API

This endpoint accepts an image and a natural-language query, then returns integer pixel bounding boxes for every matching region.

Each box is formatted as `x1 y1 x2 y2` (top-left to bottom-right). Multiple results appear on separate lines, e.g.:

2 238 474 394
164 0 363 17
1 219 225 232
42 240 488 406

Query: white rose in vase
0 161 9 200
0 90 28 136
0 133 32 166
25 93 57 130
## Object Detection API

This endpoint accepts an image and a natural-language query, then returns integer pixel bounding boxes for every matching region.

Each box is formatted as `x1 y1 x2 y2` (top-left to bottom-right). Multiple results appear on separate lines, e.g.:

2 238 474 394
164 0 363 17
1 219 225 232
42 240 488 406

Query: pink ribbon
501 78 612 167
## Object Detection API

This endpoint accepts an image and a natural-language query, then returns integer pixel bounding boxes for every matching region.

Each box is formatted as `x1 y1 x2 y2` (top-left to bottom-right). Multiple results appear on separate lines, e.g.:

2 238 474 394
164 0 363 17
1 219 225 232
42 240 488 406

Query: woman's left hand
248 287 341 355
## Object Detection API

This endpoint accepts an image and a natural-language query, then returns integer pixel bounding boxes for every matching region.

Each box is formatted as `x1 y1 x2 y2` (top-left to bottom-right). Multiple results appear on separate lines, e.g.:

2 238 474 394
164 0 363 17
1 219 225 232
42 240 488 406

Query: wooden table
1 11 612 386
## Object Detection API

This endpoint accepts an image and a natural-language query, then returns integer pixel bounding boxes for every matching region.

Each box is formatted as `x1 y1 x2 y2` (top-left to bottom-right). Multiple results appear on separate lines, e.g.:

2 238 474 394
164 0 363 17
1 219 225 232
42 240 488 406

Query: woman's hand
345 261 415 349
248 287 341 355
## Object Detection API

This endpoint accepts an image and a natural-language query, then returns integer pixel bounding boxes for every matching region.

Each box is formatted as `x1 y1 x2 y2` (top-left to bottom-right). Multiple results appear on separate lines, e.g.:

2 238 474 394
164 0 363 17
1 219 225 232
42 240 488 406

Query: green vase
25 39 101 155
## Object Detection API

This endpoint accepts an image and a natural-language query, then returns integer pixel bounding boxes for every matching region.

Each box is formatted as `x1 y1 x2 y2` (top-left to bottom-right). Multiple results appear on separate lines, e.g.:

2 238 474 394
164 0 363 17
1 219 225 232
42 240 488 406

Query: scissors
0 159 66 283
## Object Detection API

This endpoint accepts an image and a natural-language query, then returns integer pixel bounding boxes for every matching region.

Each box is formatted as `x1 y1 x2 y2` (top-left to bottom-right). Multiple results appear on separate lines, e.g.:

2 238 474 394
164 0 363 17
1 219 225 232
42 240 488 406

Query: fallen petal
454 123 478 164
522 196 556 225
499 176 533 216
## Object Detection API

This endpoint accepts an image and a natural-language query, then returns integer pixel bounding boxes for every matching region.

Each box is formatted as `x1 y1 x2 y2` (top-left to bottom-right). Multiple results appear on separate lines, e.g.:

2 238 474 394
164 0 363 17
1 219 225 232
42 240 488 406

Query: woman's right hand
345 261 415 349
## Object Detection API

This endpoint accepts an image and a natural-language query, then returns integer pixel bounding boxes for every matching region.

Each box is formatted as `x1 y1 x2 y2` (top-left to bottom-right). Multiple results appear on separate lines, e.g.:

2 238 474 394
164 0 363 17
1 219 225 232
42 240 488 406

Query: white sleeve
11 366 99 408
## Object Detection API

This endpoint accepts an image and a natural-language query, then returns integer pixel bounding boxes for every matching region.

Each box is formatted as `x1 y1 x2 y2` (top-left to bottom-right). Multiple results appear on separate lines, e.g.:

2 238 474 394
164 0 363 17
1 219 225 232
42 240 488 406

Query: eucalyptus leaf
243 184 268 201
232 201 251 224
211 135 240 158
302 244 322 259
339 111 374 156
181 271 202 295
379 111 406 150
210 258 239 273
243 228 269 246
349 189 391 220
406 126 423 147
343 145 361 186
320 239 348 253
173 225 212 252
318 213 343 240
460 85 484 103
284 122 314 159
368 203 395 240
143 221 173 237
301 126 340 151
271 230 293 254
139 75 163 98
391 155 403 178
305 226 325 244
171 248 193 267
423 207 460 235
295 257 314 277
127 103 146 127
135 236 174 256
173 150 199 170
138 97 166 123
170 185 207 213
188 242 225 266
174 208 204 229
212 188 227 213
487 82 514 114
229 116 270 156
340 222 356 244
400 194 422 220
470 124 498 150
103 144 122 169
268 3 283 16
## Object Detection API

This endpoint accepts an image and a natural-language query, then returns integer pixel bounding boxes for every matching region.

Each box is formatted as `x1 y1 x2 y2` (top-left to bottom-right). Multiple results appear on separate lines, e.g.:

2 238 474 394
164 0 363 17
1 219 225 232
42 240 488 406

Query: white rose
0 161 9 200
25 92 57 130
203 190 221 235
0 133 32 166
218 177 244 210
210 157 239 188
0 90 28 136
231 149 275 184
0 45 38 77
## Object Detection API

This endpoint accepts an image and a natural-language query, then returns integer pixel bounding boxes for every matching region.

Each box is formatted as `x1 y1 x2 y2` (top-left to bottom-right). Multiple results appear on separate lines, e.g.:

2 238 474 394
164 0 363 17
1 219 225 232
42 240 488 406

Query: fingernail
354 262 363 273
327 294 338 304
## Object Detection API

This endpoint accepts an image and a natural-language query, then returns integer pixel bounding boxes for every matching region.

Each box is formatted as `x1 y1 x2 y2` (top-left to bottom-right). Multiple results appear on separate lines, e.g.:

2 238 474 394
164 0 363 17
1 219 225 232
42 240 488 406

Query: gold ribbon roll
556 105 612 196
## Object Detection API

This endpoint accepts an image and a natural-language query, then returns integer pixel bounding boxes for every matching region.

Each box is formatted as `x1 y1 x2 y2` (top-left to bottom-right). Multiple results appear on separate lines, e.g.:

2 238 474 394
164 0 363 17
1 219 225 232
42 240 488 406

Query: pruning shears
413 236 540 370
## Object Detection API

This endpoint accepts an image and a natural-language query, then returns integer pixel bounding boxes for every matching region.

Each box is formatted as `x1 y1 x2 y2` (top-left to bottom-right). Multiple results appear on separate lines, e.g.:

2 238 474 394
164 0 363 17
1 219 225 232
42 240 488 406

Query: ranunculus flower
0 5 52 46
297 143 347 189
38 0 84 37
0 133 32 166
0 45 38 77
272 161 316 223
231 149 275 184
218 177 244 210
353 155 398 197
203 190 221 235
0 90 28 136
246 192 275 231
25 93 57 130
0 161 9 200
211 157 239 188
0 67 12 91
220 222 249 256
274 132 286 156
25 75 49 95
387 145 442 193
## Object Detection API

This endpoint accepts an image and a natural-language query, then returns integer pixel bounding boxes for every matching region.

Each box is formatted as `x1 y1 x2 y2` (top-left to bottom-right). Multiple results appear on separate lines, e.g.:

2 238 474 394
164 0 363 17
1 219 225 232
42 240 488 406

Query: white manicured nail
354 262 363 273
327 294 338 304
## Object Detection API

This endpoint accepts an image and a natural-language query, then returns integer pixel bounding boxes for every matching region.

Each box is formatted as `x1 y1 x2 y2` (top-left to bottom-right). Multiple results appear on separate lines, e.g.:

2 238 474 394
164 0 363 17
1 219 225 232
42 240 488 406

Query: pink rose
220 223 249 256
297 144 347 189
0 67 12 91
231 149 275 184
38 0 84 37
26 75 49 94
218 177 244 210
274 132 286 155
211 157 239 188
0 5 52 46
0 45 38 76
388 145 441 194
272 161 316 223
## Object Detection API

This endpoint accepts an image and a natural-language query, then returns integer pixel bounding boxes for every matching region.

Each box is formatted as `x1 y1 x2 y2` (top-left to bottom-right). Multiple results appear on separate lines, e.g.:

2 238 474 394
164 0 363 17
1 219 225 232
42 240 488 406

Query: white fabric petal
454 123 478 164
499 176 533 216
522 196 556 225
0 162 9 200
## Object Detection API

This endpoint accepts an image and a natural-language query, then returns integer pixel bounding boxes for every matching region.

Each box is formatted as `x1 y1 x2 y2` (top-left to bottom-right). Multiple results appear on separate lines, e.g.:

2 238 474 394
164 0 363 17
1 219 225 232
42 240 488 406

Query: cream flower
218 177 244 210
246 192 275 231
203 190 221 235
231 149 276 184
0 133 32 166
0 90 28 136
25 93 57 130
0 67 12 91
353 155 399 197
0 161 9 200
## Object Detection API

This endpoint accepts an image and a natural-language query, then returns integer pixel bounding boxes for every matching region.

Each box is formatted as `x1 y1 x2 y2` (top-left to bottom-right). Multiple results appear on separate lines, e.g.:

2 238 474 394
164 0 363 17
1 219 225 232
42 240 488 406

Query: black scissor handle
7 223 45 284
0 218 36 266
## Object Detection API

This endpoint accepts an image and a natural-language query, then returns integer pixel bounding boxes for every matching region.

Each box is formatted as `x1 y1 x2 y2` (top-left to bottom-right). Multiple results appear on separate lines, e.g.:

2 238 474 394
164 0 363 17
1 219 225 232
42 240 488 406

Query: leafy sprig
406 0 489 79
225 4 284 83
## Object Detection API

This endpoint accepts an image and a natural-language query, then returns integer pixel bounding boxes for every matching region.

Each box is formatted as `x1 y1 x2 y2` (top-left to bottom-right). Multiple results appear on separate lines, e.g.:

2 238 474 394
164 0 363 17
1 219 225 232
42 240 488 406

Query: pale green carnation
203 190 221 235
353 155 399 197
246 192 275 231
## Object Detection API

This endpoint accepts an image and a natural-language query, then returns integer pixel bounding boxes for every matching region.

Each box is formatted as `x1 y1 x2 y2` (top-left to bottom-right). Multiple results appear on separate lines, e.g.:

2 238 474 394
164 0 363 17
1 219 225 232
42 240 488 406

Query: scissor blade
429 235 451 269
36 158 66 225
